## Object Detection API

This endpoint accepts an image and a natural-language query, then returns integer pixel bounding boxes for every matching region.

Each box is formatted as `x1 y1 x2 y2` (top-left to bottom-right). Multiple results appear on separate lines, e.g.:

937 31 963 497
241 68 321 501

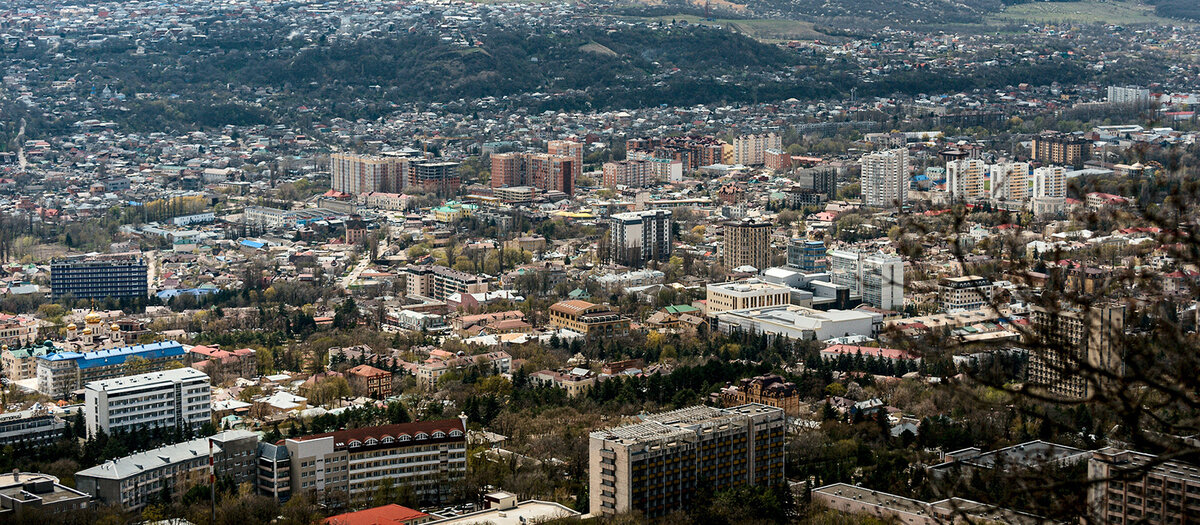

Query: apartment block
990 162 1030 202
0 404 66 448
626 151 684 182
732 133 782 166
830 250 904 311
490 152 527 188
330 152 414 194
706 280 793 314
51 256 148 300
938 276 994 311
1031 132 1086 165
37 341 188 399
602 159 652 188
1 340 57 381
722 219 772 271
278 419 467 506
84 367 211 438
1033 166 1067 199
402 265 488 301
608 210 672 268
787 239 826 272
589 404 785 518
75 430 259 511
860 148 909 209
1106 85 1152 106
946 159 986 202
490 148 577 195
718 374 802 416
411 160 461 194
547 139 584 184
1028 303 1125 399
1087 447 1200 524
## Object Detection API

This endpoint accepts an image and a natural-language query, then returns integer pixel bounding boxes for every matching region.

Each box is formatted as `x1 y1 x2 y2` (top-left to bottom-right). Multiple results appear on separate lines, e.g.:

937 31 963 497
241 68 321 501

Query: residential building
490 152 526 188
1033 166 1066 199
528 153 575 195
547 139 583 184
1107 85 1152 106
722 218 772 271
990 162 1030 201
589 404 785 518
532 368 597 397
0 404 66 448
548 300 631 337
0 314 39 349
346 364 392 398
787 239 826 272
718 374 801 416
1087 447 1200 524
411 161 461 194
402 265 488 301
187 345 257 379
608 210 672 268
1031 132 1086 165
813 483 1044 525
75 430 259 511
946 159 986 201
1 341 58 381
84 367 211 437
330 152 414 194
0 471 91 518
626 151 684 182
706 280 793 314
764 148 791 171
731 133 782 166
1028 303 1126 399
37 341 189 399
325 504 431 525
51 256 148 300
812 168 839 199
939 276 994 311
860 148 908 209
279 419 467 506
602 159 652 188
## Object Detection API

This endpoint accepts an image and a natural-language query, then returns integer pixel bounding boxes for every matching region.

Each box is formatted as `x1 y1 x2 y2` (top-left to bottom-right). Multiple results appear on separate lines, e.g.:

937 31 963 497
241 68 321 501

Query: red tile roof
324 504 429 525
294 419 466 450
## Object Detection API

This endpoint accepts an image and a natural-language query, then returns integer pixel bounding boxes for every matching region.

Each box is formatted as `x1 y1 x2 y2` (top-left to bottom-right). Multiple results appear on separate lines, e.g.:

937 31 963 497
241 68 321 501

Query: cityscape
0 0 1199 524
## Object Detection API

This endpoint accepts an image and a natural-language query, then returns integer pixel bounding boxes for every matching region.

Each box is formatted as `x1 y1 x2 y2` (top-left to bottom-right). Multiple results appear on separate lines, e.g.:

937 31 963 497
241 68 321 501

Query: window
415 433 428 440
348 440 361 448
449 430 463 437
365 438 378 446
432 431 445 439
382 437 394 444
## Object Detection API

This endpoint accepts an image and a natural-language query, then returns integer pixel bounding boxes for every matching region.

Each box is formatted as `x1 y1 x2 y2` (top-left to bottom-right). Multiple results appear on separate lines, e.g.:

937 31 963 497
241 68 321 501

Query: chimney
12 468 18 481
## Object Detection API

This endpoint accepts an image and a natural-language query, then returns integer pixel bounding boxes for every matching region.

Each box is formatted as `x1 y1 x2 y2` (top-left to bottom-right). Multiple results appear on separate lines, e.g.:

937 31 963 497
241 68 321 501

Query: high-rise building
787 239 826 272
490 152 527 188
276 419 467 506
990 162 1030 201
402 265 488 301
602 160 652 188
938 276 994 311
813 168 839 199
37 341 188 398
330 152 414 194
1031 132 1086 165
547 140 584 184
1087 447 1200 524
411 160 461 194
1028 303 1125 399
528 153 574 195
84 367 211 437
830 250 904 311
1033 166 1066 199
860 149 909 208
1106 85 1152 106
589 404 785 518
722 219 772 271
51 256 148 300
75 430 259 511
608 210 672 268
732 133 782 166
946 159 986 202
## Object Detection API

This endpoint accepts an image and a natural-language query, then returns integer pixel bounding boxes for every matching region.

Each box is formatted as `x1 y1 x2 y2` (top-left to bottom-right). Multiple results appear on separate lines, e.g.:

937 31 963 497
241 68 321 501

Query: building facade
0 404 66 448
608 210 672 268
787 239 826 272
719 374 801 416
36 341 188 399
589 404 785 518
722 219 772 271
330 152 414 194
602 160 652 188
938 276 994 311
1028 303 1126 399
860 148 909 209
548 300 631 337
731 133 782 166
706 280 793 314
1033 166 1066 199
84 367 211 438
990 162 1030 202
1031 132 1086 165
1087 447 1200 525
946 159 986 202
51 257 148 300
402 265 488 301
830 250 904 311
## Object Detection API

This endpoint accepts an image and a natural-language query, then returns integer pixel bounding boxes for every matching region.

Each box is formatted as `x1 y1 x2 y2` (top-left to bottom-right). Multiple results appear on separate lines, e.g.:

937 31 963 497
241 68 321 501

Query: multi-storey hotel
37 341 188 398
938 276 994 311
589 404 786 518
51 256 148 300
548 300 631 338
84 367 211 438
273 419 467 506
1088 447 1200 524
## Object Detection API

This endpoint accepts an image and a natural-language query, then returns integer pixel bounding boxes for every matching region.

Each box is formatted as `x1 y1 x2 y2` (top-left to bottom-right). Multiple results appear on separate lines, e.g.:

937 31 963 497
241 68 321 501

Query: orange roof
550 299 595 314
324 504 429 525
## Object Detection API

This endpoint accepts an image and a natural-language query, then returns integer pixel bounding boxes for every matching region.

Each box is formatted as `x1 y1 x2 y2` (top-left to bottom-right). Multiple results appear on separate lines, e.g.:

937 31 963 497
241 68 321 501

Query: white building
716 305 879 341
1106 86 1151 106
84 367 211 438
706 279 793 314
860 149 908 209
1033 166 1066 198
990 162 1030 202
830 250 904 311
946 159 986 202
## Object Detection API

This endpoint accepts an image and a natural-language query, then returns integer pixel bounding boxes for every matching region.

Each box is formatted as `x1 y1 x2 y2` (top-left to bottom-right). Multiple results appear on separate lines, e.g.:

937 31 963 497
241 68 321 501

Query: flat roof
428 500 579 525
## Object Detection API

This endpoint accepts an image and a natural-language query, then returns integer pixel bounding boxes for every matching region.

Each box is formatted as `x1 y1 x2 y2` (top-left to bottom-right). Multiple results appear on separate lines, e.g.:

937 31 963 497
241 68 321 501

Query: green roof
664 305 699 315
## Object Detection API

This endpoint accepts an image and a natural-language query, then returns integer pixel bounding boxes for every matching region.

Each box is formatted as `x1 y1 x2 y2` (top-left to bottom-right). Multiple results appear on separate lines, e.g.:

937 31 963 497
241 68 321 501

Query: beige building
548 300 630 337
947 159 987 202
402 265 488 301
1087 447 1200 524
938 275 994 311
731 133 782 166
330 152 415 194
1027 303 1125 399
990 162 1030 201
722 218 772 271
589 404 785 518
706 280 792 314
813 483 1044 524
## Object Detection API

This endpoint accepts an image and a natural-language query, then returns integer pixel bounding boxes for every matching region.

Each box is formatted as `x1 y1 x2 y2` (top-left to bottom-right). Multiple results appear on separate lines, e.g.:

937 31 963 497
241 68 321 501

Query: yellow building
548 300 630 337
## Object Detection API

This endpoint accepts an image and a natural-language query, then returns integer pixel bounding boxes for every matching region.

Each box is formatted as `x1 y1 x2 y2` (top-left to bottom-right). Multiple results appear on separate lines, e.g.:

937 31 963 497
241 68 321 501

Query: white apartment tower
860 149 909 208
990 162 1030 202
84 367 211 438
1033 166 1066 198
608 210 673 268
947 159 986 202
830 250 905 311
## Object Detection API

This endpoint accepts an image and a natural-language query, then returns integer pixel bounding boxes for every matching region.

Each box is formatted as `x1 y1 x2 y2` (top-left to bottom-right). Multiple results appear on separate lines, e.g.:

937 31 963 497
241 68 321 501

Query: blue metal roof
37 341 185 369
240 240 266 249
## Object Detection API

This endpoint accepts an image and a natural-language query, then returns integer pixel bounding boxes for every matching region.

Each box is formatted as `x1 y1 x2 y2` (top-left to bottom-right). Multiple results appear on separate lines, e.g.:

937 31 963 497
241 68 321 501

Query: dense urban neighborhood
0 0 1199 524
